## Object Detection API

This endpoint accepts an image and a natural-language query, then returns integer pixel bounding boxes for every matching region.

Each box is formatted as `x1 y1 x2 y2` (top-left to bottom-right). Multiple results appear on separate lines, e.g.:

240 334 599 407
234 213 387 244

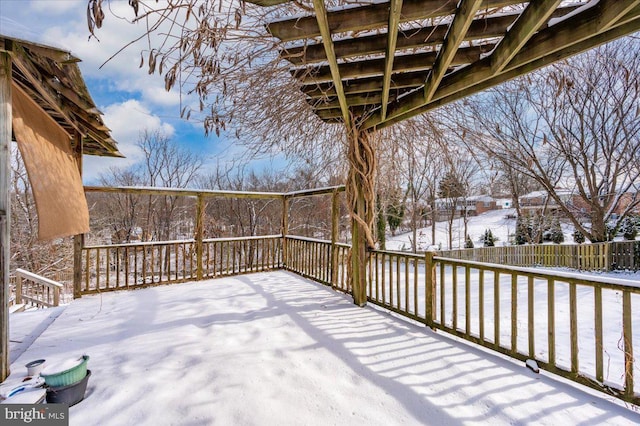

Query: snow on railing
14 268 63 308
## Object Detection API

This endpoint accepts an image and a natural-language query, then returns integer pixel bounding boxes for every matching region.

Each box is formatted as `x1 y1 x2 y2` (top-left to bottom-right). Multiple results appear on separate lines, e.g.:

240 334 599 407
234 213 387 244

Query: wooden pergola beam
282 6 581 65
597 0 640 31
302 71 428 98
381 0 403 119
490 0 562 73
293 45 492 84
423 0 484 103
312 0 351 127
309 90 405 110
268 0 519 42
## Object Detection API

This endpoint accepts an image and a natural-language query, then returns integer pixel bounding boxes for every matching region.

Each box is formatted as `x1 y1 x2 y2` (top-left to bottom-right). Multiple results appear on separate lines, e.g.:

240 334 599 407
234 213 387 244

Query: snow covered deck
6 271 639 425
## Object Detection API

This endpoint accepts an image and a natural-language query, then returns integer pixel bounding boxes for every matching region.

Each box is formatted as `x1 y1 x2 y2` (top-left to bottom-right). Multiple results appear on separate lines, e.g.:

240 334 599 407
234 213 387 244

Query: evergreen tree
437 171 466 199
549 219 564 244
482 229 496 247
386 202 404 236
386 189 405 236
464 234 474 248
515 216 528 245
572 228 585 244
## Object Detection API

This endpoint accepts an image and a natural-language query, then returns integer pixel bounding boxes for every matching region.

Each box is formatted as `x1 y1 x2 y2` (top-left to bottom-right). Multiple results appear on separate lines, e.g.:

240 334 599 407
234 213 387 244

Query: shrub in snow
386 202 404 236
482 229 496 247
572 228 585 244
606 224 618 241
622 217 638 240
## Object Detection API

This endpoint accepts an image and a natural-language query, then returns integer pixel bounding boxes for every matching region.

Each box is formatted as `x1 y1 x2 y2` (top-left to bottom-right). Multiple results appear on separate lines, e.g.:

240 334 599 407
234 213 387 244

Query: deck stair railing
13 268 63 309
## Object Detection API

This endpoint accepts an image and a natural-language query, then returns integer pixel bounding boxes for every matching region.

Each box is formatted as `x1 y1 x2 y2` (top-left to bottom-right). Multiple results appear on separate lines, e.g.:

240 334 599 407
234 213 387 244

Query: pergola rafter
422 0 485 104
311 0 352 127
381 0 403 119
248 0 640 130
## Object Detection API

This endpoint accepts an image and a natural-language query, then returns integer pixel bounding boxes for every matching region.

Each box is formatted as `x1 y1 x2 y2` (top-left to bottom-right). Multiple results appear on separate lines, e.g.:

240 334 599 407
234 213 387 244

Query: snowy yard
4 271 640 425
386 208 640 251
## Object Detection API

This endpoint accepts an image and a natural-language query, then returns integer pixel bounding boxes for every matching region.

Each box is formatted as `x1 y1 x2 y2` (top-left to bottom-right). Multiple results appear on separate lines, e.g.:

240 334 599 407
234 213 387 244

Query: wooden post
351 191 367 306
425 251 436 327
348 128 374 307
73 131 84 298
73 234 84 298
282 196 289 268
0 48 12 381
330 189 339 289
15 274 22 304
53 285 60 307
195 194 204 280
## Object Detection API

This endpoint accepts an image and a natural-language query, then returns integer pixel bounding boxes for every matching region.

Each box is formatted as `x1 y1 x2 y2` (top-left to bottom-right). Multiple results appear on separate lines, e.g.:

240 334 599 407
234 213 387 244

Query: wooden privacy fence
443 240 640 272
14 268 63 308
80 235 282 294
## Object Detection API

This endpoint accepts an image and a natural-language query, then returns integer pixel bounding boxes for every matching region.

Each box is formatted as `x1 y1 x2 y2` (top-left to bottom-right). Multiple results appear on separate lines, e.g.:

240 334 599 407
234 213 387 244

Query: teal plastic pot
41 355 89 387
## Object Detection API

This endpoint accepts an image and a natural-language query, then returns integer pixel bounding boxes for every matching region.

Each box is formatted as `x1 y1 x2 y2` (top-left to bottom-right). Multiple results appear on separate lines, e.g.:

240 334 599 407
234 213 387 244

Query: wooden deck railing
282 236 350 291
14 268 63 308
366 249 425 323
428 255 639 404
360 249 640 405
77 228 639 404
75 186 639 404
201 235 283 279
81 235 282 294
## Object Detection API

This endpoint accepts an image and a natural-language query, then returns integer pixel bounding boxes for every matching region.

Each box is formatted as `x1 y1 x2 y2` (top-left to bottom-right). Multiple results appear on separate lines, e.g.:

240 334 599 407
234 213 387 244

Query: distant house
613 191 640 216
495 198 513 209
519 189 576 215
519 189 639 217
435 195 498 221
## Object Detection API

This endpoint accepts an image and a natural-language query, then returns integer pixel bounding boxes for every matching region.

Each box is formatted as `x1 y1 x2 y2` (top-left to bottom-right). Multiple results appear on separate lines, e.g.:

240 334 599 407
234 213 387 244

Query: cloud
29 0 83 14
83 100 175 183
2 0 184 112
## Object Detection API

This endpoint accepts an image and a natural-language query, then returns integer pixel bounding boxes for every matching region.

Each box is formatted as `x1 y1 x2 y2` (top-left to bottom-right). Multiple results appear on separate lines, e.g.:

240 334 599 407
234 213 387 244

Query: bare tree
93 168 144 243
95 130 203 243
388 116 445 252
460 39 640 242
86 0 346 170
137 130 203 241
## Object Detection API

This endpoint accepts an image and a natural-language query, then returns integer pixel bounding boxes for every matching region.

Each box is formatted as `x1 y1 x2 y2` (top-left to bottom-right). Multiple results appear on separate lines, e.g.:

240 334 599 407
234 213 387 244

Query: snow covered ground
385 208 616 251
387 209 520 251
3 272 639 425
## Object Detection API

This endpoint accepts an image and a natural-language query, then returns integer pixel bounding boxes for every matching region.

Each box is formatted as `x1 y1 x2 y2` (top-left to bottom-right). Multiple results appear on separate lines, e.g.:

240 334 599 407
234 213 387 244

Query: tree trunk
347 128 376 307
